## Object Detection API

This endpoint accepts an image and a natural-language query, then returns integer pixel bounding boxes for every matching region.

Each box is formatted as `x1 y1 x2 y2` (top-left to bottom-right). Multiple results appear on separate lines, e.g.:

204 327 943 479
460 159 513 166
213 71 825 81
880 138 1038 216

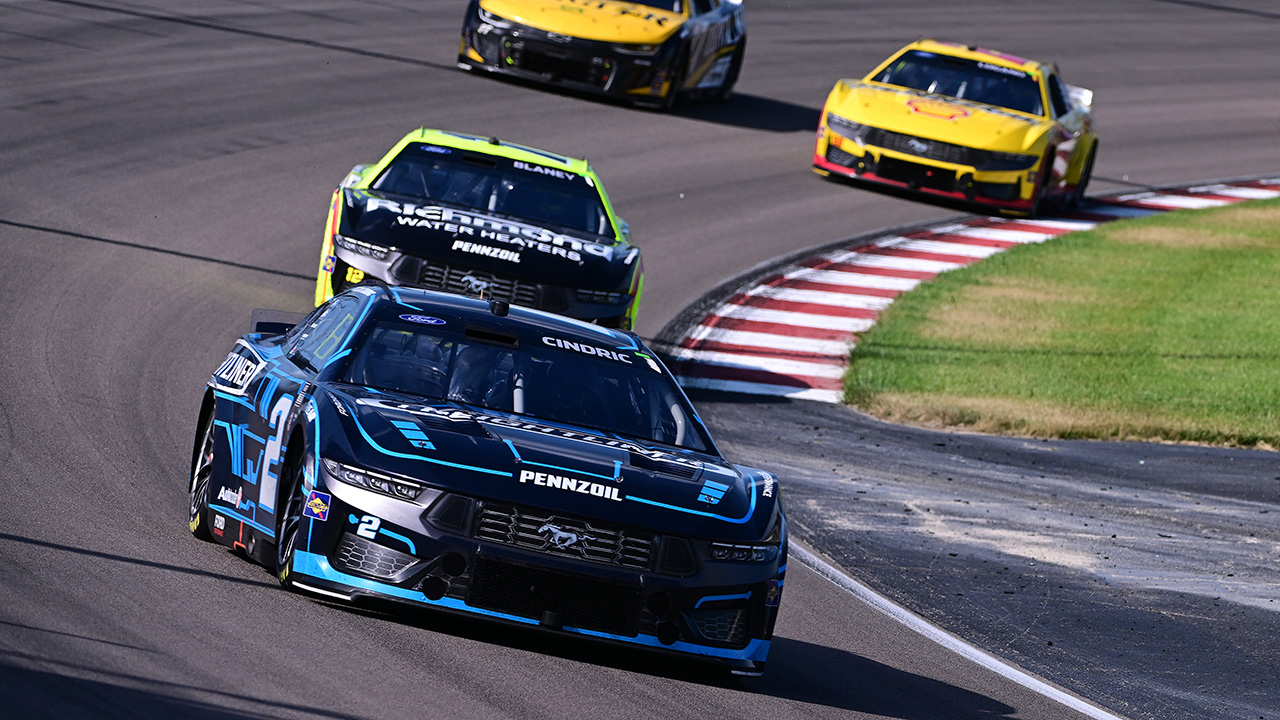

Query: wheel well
275 427 309 521
190 390 216 479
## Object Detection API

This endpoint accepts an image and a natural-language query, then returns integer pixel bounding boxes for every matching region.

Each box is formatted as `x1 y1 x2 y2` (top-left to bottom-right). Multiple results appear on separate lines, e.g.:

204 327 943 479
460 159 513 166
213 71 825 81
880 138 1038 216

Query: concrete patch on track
791 540 1131 720
663 178 1280 402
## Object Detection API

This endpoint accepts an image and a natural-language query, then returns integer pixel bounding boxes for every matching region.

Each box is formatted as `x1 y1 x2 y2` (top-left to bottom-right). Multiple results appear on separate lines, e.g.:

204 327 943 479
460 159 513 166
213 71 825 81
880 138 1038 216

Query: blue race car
188 285 786 675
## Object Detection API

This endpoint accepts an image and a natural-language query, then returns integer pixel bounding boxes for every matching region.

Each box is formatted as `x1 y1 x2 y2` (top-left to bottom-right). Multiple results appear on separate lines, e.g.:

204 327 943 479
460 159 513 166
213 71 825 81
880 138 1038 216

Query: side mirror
1066 85 1093 110
618 219 632 243
340 164 370 189
250 308 308 336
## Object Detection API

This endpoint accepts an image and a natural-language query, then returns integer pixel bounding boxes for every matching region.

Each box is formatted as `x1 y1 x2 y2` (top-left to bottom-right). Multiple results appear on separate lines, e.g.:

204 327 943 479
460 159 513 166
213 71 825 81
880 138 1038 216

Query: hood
342 189 631 291
321 385 777 541
829 80 1050 153
479 0 684 44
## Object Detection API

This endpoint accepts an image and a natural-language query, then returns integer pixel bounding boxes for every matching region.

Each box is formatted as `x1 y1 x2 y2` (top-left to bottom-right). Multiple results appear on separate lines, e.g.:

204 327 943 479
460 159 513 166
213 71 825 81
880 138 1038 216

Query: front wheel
661 51 688 111
1027 146 1055 218
717 38 746 102
1067 143 1097 208
275 457 307 588
188 412 216 540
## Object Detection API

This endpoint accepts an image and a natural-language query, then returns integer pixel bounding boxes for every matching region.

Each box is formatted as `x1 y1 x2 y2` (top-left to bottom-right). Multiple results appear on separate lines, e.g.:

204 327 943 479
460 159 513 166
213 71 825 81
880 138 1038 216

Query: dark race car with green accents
316 129 644 329
188 286 786 675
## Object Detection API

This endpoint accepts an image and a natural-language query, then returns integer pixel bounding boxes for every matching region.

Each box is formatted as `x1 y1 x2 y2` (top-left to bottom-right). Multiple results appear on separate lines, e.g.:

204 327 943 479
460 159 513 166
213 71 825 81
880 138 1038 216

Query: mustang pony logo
538 523 595 550
460 273 490 295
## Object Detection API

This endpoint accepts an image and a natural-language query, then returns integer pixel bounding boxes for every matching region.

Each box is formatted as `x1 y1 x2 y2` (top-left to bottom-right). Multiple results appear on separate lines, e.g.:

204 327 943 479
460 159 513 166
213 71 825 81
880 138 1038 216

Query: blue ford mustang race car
188 285 785 675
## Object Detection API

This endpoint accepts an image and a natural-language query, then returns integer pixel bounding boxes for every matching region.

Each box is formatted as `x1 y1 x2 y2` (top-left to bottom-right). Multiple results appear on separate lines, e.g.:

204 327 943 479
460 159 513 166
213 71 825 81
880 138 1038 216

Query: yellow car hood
828 81 1049 153
479 0 684 44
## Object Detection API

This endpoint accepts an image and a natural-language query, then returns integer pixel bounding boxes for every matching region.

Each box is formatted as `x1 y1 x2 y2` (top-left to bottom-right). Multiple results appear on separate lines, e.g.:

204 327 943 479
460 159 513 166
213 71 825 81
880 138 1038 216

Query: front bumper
320 246 637 326
813 125 1040 215
458 17 677 104
289 480 784 673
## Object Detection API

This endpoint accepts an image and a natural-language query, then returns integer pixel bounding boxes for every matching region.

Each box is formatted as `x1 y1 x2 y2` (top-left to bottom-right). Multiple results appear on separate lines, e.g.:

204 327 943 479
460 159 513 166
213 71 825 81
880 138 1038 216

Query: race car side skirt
291 550 770 662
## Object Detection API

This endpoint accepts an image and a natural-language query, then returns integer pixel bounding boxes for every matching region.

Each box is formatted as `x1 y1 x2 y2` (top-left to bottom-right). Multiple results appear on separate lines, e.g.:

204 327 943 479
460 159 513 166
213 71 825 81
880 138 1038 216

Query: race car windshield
872 50 1045 116
371 145 614 238
342 320 711 452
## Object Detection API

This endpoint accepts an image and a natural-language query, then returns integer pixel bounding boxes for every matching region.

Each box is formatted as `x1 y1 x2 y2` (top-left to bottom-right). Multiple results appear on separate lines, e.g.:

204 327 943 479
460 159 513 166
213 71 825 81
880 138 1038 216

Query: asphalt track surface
2 1 1278 719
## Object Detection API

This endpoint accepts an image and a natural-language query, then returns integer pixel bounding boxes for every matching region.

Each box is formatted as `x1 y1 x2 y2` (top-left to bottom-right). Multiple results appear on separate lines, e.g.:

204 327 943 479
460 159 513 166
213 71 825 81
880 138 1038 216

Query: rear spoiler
251 308 308 335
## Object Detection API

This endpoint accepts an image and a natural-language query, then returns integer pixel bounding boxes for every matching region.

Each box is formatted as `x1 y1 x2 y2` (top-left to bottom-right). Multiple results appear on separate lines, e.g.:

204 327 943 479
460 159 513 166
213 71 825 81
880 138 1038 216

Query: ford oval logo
399 314 446 325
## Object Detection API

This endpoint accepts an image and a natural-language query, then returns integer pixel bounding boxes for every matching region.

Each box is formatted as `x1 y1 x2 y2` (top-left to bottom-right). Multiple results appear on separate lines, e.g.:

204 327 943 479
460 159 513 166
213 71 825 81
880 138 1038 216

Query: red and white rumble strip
669 179 1280 402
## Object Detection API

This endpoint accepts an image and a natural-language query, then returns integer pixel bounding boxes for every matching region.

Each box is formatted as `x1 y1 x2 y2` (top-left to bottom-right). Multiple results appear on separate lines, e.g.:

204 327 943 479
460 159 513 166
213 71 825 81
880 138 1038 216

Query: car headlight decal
980 150 1040 171
477 7 511 28
334 234 391 261
611 44 659 56
710 542 779 563
826 113 869 145
323 458 424 501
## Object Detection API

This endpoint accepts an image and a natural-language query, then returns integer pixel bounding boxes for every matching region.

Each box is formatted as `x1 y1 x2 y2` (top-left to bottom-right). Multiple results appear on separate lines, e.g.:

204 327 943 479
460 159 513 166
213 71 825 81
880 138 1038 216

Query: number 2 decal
258 395 292 513
356 515 381 540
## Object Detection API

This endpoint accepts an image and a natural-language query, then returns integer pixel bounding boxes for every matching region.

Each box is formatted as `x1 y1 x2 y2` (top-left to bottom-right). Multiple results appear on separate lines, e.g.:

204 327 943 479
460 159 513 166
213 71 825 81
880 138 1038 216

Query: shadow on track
0 532 276 591
0 657 364 720
678 93 823 133
300 596 1017 718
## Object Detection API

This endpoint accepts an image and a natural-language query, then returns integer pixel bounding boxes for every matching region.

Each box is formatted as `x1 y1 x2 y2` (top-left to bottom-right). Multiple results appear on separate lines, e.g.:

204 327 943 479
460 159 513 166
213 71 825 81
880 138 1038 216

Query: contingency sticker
303 490 331 521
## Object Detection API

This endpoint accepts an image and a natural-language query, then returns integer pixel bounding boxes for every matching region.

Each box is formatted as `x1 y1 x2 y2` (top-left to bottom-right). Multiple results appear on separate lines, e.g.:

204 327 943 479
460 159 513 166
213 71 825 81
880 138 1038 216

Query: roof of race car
373 128 598 179
870 38 1048 78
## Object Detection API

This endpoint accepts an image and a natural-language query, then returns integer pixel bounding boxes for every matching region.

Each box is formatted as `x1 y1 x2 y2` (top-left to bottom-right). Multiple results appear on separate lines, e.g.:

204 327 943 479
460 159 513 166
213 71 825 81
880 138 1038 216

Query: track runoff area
665 178 1280 402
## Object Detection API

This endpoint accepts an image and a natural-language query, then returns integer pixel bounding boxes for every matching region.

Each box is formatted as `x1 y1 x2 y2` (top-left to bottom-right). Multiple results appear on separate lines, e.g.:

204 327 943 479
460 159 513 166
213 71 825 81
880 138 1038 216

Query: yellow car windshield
873 50 1044 116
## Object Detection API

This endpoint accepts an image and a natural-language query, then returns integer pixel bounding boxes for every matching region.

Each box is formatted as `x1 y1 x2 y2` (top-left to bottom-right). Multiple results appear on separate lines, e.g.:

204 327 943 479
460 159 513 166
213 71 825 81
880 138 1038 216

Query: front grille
507 40 606 86
333 533 418 579
866 127 974 165
876 156 956 192
468 557 640 635
687 608 748 646
826 145 857 168
418 263 541 309
475 503 654 571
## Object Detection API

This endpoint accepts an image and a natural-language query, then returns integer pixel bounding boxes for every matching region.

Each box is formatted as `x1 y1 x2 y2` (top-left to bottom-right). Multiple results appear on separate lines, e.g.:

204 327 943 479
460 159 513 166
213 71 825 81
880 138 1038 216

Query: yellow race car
457 0 746 109
813 39 1097 216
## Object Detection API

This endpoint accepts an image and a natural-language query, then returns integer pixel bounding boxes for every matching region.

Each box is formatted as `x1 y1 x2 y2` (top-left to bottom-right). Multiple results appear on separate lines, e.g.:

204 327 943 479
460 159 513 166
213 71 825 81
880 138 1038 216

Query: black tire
661 50 688 111
1027 146 1055 218
1067 143 1097 208
716 37 746 103
188 412 216 540
275 456 307 588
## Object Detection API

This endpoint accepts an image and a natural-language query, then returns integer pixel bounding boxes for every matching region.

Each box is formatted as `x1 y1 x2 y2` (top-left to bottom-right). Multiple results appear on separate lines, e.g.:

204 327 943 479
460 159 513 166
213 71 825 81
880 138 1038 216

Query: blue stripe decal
613 460 622 481
624 487 757 524
289 551 767 661
695 591 752 609
703 479 731 492
352 416 511 477
212 506 274 537
378 527 417 555
212 389 255 410
503 439 522 461
323 347 352 369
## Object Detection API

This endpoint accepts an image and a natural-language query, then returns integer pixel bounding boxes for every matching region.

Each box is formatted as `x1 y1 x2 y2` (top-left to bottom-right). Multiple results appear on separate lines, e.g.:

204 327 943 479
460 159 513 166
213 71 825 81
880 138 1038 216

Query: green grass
844 197 1280 447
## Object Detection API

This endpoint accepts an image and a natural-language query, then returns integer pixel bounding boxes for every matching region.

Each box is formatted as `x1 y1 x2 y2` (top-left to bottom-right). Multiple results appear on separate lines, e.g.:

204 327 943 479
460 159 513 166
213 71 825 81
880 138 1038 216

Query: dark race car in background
188 286 786 675
316 129 644 329
457 0 746 109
